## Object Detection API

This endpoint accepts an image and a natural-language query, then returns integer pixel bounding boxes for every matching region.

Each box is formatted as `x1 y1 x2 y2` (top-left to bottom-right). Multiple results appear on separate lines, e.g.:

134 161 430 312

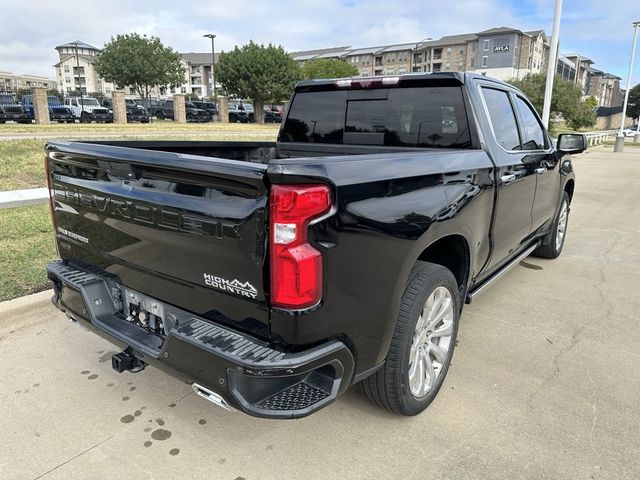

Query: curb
0 289 53 318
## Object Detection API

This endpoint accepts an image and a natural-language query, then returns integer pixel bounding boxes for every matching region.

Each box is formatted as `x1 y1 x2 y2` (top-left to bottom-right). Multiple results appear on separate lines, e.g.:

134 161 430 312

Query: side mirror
557 133 587 154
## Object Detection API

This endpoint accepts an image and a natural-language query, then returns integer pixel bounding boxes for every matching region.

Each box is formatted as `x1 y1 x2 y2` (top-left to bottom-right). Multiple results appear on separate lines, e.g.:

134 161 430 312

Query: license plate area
120 287 174 339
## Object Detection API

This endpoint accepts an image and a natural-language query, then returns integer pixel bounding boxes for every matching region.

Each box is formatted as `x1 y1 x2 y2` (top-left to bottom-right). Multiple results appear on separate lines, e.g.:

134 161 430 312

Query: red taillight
269 184 332 309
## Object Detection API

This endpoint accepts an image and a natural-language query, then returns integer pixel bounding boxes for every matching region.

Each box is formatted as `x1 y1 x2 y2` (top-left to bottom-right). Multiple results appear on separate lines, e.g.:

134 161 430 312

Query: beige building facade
54 41 114 95
291 27 550 82
0 71 57 92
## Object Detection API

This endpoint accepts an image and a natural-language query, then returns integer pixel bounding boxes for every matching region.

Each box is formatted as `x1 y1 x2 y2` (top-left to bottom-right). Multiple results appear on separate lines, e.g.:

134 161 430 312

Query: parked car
228 103 249 123
264 107 283 123
22 95 75 123
190 101 218 121
134 98 162 115
45 72 582 419
64 97 112 123
154 99 211 122
0 93 31 123
100 98 149 123
622 126 639 137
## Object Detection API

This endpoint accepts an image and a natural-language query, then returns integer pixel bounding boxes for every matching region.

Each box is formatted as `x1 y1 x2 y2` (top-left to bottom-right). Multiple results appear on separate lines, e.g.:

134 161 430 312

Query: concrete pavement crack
31 432 117 480
587 368 598 453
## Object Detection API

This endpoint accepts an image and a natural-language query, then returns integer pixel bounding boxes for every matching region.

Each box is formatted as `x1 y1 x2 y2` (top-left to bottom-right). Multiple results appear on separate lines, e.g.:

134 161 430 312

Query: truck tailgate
46 141 270 338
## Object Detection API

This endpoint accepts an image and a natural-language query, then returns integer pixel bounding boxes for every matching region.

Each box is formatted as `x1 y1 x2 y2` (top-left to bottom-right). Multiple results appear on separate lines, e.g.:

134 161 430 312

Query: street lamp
541 0 563 129
73 42 84 121
203 34 216 99
615 21 640 151
412 38 432 72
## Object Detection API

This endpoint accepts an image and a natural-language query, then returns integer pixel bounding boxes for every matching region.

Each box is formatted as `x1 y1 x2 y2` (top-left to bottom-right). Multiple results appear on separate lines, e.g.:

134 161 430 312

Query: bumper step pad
257 382 329 411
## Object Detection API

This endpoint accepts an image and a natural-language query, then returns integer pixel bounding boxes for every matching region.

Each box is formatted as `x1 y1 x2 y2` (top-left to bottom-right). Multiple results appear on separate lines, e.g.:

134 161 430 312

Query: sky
0 0 639 85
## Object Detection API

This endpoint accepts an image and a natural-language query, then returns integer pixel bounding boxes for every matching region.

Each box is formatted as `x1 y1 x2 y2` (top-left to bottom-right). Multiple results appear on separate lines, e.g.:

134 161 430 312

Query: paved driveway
1 146 639 480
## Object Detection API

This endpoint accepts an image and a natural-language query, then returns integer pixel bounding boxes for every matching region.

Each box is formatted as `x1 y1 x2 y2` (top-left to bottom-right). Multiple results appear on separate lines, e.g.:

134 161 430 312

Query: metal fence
582 130 618 146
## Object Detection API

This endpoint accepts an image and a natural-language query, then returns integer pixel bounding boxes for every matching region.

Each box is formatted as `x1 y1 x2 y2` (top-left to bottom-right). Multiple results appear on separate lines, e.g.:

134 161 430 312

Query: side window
481 88 521 151
514 96 546 150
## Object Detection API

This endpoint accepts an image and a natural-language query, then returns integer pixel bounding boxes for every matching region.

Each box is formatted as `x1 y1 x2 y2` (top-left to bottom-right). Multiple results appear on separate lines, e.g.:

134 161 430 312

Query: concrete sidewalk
1 146 639 480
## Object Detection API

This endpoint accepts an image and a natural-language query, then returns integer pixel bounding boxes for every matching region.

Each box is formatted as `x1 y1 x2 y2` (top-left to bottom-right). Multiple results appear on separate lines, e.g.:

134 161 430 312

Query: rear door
511 94 560 234
478 85 537 271
47 142 271 337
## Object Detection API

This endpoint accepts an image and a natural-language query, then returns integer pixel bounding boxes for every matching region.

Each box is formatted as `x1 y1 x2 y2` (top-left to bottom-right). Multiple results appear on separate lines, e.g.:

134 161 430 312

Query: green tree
627 83 640 120
301 58 358 80
96 33 185 104
585 95 598 110
508 74 596 131
217 41 301 123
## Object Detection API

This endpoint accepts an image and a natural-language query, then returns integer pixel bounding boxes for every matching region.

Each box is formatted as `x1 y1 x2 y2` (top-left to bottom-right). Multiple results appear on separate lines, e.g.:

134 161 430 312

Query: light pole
73 42 84 121
541 0 563 129
203 34 216 99
412 38 432 72
615 21 640 150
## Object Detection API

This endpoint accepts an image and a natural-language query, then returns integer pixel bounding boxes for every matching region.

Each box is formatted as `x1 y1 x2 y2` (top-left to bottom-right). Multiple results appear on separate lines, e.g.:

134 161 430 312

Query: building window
447 47 451 54
65 77 71 83
446 63 450 69
459 48 465 55
470 58 475 68
64 65 69 73
458 62 464 70
483 39 490 51
482 56 488 67
471 43 476 52
433 48 442 60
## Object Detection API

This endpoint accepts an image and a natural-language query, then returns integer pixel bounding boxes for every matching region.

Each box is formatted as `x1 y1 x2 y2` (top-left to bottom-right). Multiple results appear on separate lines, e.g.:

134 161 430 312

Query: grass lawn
0 123 279 192
0 205 56 302
0 123 279 302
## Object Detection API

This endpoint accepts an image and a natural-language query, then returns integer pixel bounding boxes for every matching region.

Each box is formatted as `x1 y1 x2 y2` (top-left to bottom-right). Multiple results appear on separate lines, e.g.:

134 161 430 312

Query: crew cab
64 97 112 123
0 93 31 123
45 73 584 419
22 95 75 123
154 99 211 122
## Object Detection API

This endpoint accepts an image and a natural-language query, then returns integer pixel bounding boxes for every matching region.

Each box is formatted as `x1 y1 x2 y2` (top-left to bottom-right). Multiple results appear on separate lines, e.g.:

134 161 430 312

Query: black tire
156 111 165 120
532 192 570 259
361 262 460 415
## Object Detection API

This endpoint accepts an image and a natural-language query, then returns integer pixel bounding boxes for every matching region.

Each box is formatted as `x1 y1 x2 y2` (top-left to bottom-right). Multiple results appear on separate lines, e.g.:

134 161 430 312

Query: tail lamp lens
270 184 332 309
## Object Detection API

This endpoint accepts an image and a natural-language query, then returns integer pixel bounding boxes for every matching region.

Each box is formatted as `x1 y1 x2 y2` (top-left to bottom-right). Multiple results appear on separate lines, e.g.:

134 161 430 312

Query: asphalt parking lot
1 145 639 480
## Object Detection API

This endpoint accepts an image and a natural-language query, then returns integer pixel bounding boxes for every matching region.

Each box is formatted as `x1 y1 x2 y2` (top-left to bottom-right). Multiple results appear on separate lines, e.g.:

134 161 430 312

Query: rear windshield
280 86 471 149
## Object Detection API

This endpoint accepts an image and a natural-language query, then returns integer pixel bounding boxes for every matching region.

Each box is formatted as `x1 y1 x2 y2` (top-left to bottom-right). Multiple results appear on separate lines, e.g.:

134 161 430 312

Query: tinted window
281 86 471 148
481 88 521 150
514 96 546 150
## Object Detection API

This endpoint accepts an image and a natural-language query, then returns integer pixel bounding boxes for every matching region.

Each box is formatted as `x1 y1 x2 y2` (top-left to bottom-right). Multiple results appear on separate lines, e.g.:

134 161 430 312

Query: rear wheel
533 192 570 259
362 262 460 415
156 111 165 120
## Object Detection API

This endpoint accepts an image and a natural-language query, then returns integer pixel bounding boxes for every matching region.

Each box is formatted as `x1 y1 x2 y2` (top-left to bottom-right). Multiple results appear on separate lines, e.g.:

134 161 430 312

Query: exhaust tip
192 383 235 412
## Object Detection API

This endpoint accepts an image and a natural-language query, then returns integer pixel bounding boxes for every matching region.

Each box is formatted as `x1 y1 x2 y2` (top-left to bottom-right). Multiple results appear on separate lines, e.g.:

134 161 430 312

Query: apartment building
53 41 115 95
291 26 549 81
0 71 57 92
587 69 623 108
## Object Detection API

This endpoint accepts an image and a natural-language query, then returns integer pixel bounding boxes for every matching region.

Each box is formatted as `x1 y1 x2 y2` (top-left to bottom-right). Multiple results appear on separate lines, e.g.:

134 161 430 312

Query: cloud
0 0 638 85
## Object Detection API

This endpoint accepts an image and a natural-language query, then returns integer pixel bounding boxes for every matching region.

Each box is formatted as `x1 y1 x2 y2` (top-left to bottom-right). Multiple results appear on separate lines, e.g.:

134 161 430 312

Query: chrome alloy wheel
408 286 454 397
556 201 568 251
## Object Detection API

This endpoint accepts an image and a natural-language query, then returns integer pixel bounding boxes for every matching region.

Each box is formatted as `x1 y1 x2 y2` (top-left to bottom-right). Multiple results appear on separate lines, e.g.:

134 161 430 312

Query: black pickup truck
45 73 583 419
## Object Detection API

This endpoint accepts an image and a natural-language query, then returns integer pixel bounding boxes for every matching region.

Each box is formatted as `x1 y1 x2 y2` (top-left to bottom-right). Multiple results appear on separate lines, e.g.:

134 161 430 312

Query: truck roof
294 72 512 92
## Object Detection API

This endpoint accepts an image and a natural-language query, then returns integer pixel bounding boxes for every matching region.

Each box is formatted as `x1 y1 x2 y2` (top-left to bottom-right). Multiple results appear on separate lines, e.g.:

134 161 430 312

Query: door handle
500 173 516 185
535 167 547 174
